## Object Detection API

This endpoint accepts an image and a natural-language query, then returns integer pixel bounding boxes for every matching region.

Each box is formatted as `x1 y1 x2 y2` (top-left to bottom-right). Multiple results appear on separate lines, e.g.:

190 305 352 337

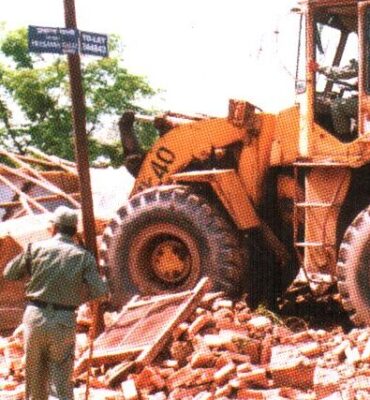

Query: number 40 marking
150 146 176 179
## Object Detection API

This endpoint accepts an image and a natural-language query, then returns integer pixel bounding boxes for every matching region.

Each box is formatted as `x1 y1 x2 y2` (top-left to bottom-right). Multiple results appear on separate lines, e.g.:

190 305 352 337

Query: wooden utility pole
63 0 98 260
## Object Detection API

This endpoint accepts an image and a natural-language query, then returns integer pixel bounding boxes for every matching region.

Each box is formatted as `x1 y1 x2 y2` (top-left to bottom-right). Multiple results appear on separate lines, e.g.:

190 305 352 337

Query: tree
0 27 158 166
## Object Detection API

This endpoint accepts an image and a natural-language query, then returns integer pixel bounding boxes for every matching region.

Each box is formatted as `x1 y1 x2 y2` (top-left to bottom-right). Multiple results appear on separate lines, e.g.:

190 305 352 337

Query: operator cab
313 3 358 142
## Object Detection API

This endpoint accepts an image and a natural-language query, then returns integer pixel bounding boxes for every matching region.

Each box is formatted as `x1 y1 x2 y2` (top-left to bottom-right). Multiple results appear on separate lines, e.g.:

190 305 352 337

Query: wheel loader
100 0 370 326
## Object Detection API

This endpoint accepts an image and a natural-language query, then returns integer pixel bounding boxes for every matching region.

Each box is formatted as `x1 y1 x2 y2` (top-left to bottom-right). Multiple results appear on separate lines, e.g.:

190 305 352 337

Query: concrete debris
1 285 370 399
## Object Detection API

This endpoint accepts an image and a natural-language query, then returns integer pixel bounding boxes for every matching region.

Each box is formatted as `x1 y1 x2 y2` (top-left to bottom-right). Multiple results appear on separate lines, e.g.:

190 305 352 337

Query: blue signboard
28 26 108 57
28 26 79 55
80 31 108 57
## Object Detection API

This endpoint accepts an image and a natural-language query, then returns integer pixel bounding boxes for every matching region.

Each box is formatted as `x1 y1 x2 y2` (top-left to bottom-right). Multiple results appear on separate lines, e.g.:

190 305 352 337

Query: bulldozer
99 0 370 326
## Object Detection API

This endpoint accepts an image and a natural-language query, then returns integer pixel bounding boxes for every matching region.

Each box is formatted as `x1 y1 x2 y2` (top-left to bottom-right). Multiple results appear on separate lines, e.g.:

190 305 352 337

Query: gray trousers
23 305 76 400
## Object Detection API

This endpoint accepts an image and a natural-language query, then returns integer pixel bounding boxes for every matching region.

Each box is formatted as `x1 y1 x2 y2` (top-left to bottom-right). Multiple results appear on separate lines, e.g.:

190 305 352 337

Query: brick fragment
236 362 252 373
193 391 213 400
188 313 215 339
237 388 281 399
214 362 236 384
135 367 165 391
351 375 370 391
157 368 175 379
195 367 217 385
260 335 272 365
4 340 24 371
0 383 25 400
170 341 193 364
215 352 234 368
280 330 312 345
228 352 251 365
270 356 315 390
298 341 323 358
236 309 252 323
331 339 350 357
160 359 179 369
344 346 360 365
166 365 203 391
361 338 370 362
172 322 190 340
191 351 216 368
121 379 138 400
212 299 233 311
247 316 272 332
314 367 341 399
168 386 207 400
147 392 167 400
203 332 233 348
236 367 268 388
219 329 260 361
216 318 238 331
214 383 232 398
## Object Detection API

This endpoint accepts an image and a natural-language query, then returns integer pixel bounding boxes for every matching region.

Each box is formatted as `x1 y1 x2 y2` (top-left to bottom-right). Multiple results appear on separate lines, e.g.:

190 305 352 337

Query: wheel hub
151 239 191 283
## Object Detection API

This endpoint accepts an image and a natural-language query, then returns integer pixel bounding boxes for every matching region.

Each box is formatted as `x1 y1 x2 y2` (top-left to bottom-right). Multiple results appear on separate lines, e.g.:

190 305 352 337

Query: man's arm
3 251 29 281
318 60 358 81
82 252 109 301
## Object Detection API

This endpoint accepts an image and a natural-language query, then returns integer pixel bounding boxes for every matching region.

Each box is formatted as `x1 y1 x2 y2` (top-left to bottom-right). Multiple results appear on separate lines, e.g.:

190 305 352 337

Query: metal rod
64 0 98 259
63 2 102 399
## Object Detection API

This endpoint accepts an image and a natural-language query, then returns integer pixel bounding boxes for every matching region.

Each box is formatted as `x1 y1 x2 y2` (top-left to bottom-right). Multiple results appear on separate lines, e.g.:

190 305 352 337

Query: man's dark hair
55 224 77 237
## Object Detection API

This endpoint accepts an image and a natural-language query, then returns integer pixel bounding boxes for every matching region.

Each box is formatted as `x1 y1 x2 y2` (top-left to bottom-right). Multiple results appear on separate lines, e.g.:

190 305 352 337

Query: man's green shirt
3 233 108 307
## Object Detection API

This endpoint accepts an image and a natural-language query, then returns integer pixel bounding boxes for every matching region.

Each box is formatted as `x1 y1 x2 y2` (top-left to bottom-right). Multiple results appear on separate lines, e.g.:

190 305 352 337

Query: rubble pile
1 292 370 399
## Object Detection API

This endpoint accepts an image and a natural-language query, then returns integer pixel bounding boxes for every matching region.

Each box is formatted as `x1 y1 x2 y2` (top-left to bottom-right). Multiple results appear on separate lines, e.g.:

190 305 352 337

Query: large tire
337 205 370 326
100 185 246 308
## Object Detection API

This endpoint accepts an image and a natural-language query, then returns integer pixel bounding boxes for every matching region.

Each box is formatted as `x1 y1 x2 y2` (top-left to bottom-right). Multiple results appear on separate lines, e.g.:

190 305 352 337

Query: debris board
74 277 211 383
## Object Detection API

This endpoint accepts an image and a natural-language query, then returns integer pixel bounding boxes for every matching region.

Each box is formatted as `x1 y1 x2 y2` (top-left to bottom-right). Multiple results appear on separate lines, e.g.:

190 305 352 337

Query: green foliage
0 27 157 163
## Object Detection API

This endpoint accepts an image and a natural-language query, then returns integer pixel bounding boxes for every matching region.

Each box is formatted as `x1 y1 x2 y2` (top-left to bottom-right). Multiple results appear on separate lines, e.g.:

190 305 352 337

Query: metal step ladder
292 160 345 290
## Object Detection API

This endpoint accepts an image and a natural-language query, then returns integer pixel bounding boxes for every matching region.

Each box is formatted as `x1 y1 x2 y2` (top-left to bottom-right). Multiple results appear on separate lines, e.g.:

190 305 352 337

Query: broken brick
170 341 193 364
188 314 214 339
213 362 236 384
270 355 315 390
247 316 272 332
166 365 203 391
190 351 216 368
121 379 138 400
236 367 268 388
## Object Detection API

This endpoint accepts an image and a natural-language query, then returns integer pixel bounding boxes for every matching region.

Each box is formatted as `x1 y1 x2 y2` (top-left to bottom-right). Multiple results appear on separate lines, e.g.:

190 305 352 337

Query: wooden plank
126 291 192 310
105 361 136 386
74 278 211 383
136 277 211 367
0 193 80 209
0 162 79 208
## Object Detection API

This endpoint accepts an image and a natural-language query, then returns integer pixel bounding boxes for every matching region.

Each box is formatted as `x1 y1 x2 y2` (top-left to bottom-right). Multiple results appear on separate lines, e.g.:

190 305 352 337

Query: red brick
170 341 193 364
298 341 322 358
135 367 164 391
260 335 272 365
191 351 216 368
361 338 370 362
247 316 272 332
270 356 315 390
214 362 236 385
166 365 203 391
237 388 281 399
188 313 215 339
236 367 268 388
195 368 217 385
314 367 341 399
214 383 232 398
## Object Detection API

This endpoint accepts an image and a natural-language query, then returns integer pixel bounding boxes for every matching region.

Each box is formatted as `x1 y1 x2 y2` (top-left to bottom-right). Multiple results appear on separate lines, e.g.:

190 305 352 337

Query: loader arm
130 118 247 196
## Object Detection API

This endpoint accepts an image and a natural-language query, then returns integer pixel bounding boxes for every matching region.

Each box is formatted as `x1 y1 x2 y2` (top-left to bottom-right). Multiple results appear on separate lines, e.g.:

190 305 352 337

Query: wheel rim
128 222 201 293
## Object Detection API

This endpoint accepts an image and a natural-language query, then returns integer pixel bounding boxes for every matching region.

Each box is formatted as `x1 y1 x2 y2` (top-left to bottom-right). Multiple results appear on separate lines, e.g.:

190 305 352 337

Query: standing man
3 206 108 400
